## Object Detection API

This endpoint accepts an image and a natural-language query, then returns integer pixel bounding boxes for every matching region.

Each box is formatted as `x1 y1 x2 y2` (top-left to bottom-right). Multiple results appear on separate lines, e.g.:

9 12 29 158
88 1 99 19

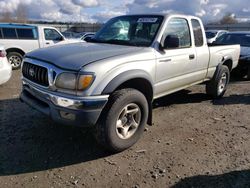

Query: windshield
206 31 217 39
215 33 250 47
91 15 164 47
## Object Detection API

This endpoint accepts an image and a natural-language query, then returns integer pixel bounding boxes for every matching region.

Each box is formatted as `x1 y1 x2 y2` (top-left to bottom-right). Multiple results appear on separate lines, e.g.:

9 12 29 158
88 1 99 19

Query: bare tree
0 12 13 22
220 13 238 24
15 3 28 23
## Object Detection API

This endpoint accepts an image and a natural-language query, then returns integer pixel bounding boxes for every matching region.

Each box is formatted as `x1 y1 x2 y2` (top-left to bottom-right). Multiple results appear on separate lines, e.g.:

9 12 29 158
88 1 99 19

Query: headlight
55 72 95 91
56 73 77 90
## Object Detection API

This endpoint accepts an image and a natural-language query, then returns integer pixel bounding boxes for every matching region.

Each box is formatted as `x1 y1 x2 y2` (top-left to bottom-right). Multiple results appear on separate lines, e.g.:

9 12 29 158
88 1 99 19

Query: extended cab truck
0 23 77 69
20 14 240 152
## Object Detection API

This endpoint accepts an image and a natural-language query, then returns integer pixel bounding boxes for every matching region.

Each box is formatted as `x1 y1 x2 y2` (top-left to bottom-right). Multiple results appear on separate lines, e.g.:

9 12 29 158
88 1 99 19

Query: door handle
159 59 171 63
46 42 50 45
189 54 195 60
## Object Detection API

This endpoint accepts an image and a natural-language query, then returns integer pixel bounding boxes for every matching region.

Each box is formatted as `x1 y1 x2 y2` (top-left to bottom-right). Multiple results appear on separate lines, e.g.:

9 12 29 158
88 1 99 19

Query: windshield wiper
89 38 141 47
87 38 105 43
105 39 140 47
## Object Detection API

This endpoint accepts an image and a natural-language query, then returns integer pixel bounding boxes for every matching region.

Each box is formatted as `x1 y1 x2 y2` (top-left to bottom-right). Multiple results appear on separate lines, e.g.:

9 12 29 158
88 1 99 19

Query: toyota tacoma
20 14 240 152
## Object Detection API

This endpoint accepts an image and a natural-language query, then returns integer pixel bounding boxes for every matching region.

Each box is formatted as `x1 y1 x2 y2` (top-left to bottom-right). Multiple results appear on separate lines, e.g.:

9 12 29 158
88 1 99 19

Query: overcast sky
0 0 250 23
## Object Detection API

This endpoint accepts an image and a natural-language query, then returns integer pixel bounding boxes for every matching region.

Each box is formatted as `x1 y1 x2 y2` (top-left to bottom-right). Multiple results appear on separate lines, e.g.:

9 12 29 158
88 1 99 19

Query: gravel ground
0 70 249 188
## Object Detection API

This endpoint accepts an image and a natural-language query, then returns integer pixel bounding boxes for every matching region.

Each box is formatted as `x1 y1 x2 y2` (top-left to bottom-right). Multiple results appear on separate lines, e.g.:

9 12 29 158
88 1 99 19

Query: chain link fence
205 23 250 31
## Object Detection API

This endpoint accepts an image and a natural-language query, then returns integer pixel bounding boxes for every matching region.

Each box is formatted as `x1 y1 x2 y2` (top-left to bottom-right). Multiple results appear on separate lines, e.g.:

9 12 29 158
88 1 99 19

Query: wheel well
6 48 25 56
115 78 154 125
116 78 153 102
223 59 233 71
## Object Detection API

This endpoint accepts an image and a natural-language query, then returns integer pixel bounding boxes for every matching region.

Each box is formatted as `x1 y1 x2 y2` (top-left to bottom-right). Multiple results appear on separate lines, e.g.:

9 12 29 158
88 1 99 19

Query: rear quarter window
191 19 204 47
16 28 36 39
2 28 17 39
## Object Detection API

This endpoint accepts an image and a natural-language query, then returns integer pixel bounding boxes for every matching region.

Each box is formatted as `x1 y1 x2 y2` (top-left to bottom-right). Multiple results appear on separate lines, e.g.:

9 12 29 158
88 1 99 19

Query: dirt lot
0 70 250 188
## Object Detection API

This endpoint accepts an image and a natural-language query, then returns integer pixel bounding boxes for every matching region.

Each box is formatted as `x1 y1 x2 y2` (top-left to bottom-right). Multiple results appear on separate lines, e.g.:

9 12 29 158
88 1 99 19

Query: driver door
154 17 197 98
43 28 64 47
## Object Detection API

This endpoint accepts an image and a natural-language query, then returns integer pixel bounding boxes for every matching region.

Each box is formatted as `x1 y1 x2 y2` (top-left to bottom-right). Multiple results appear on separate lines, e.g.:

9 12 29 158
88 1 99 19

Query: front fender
102 69 153 94
101 69 154 125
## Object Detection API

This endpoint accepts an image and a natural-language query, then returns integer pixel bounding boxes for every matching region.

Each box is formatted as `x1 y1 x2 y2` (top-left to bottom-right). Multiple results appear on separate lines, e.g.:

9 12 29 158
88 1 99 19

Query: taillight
0 50 7 57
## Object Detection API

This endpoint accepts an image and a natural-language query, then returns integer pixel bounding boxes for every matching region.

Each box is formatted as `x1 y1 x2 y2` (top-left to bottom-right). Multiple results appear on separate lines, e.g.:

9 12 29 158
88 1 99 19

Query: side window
163 18 191 48
44 29 62 41
191 19 204 47
16 28 35 39
2 28 17 39
0 29 2 39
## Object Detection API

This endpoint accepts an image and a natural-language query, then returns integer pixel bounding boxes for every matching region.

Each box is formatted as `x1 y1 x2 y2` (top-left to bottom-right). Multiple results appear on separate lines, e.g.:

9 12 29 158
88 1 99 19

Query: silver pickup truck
20 14 240 152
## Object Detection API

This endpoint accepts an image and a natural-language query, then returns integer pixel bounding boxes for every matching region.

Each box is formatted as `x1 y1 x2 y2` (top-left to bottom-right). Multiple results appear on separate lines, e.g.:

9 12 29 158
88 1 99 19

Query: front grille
22 62 49 87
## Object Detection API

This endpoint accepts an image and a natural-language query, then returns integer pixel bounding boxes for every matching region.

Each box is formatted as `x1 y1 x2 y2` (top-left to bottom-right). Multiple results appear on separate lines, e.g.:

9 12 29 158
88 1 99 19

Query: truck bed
206 44 240 79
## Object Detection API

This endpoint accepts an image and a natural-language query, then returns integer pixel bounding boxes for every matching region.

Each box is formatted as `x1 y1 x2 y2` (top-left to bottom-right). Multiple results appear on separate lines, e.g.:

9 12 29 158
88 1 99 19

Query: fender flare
102 70 154 95
221 56 233 71
6 47 25 56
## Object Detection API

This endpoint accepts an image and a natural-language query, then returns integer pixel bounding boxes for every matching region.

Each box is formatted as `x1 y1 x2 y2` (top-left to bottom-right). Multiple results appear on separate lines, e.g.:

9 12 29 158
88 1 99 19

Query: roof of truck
116 13 197 18
0 23 37 29
114 14 203 22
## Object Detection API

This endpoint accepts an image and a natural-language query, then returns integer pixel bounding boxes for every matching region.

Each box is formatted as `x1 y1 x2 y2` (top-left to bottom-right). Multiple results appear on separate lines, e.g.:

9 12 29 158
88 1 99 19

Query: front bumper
0 58 12 85
20 82 109 127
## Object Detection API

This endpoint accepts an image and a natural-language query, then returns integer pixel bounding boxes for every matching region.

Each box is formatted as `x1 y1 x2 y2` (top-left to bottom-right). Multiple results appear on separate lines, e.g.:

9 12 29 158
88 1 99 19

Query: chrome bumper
20 81 109 127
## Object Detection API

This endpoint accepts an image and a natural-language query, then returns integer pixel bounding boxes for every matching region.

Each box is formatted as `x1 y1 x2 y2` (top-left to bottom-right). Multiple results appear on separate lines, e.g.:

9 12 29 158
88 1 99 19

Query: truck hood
26 42 144 71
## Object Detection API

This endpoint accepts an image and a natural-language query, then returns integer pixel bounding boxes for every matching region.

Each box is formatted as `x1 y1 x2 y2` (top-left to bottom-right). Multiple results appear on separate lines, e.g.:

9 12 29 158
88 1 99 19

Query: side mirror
163 35 180 49
55 36 64 41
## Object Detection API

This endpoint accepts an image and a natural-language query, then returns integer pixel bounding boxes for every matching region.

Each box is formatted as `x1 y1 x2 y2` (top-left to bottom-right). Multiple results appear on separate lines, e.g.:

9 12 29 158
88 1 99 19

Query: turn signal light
78 74 95 90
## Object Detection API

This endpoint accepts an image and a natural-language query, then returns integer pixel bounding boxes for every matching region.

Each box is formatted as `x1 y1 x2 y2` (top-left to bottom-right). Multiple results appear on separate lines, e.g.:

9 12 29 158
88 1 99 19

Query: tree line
0 4 28 23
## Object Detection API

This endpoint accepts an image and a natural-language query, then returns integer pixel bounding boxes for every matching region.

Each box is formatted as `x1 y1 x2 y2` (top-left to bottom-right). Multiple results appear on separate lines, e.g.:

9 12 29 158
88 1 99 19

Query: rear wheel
7 52 23 70
95 88 148 152
206 65 230 99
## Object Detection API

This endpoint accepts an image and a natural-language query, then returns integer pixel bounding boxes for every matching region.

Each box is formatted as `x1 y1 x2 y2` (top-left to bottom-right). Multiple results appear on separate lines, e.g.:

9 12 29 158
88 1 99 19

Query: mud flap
147 102 153 126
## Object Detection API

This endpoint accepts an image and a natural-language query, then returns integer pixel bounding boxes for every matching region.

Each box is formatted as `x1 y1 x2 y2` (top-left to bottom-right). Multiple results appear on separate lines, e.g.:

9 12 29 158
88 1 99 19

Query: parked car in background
61 31 80 39
0 23 78 69
206 30 228 44
80 32 95 41
214 32 250 79
20 14 240 152
0 45 12 85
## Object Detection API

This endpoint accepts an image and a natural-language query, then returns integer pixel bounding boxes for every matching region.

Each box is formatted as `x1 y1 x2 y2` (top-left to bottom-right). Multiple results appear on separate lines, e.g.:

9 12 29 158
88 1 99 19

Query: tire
206 65 230 99
7 52 23 70
95 88 149 152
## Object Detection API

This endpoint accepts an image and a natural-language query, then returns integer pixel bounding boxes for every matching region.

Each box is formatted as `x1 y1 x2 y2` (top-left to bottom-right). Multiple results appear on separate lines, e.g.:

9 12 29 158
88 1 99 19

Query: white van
0 23 79 69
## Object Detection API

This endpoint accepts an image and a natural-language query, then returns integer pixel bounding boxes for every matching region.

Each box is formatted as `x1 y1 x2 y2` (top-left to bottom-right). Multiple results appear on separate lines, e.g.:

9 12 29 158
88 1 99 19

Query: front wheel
7 52 23 70
206 65 230 99
95 89 149 152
